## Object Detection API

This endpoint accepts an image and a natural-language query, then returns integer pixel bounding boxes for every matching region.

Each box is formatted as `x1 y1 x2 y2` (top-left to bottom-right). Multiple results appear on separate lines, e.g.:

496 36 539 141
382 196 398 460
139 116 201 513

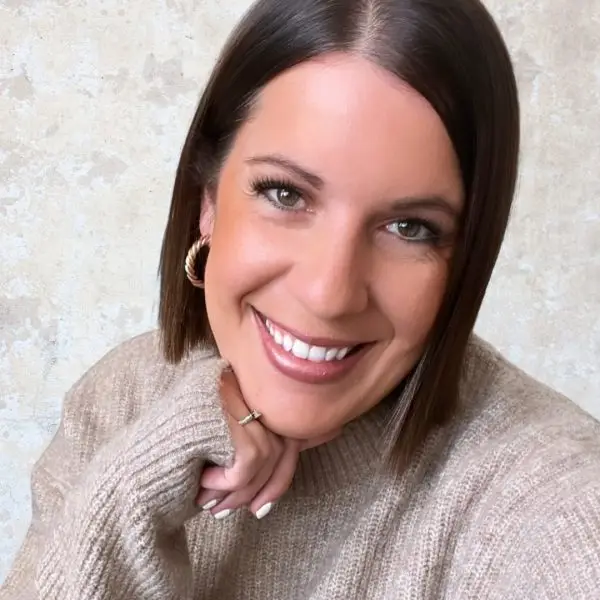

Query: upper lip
255 309 369 348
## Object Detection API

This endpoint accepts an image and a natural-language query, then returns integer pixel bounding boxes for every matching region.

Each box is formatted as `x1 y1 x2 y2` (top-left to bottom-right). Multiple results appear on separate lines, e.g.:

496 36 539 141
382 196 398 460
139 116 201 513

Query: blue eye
251 177 306 211
386 220 439 242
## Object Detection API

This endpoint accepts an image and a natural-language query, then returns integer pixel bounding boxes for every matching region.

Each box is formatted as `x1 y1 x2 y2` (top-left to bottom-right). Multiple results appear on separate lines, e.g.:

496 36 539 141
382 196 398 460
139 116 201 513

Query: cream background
1 0 599 582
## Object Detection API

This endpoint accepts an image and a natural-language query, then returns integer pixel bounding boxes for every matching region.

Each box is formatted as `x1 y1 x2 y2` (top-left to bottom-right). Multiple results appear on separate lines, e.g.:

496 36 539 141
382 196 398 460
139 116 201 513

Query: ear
199 190 216 239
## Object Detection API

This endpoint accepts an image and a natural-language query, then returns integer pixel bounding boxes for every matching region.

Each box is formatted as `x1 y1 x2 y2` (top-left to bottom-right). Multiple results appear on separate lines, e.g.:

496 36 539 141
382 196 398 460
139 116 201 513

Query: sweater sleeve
0 339 234 600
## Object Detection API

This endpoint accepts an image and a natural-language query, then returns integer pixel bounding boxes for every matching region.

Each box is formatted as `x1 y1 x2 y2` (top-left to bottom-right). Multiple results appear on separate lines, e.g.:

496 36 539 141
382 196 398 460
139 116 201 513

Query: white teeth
283 334 294 352
325 348 339 361
263 316 355 363
336 347 349 360
291 339 310 359
308 346 327 362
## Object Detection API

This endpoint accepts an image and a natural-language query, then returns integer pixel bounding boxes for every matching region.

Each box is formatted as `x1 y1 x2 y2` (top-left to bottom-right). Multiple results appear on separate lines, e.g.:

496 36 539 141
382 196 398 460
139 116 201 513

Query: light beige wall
1 0 598 581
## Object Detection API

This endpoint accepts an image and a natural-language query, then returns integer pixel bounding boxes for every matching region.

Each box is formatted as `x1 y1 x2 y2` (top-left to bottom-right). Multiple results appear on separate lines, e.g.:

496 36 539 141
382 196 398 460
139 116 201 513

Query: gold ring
238 409 262 426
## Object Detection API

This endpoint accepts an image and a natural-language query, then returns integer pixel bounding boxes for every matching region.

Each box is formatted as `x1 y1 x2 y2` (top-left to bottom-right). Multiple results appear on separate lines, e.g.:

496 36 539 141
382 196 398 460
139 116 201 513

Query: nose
290 225 370 320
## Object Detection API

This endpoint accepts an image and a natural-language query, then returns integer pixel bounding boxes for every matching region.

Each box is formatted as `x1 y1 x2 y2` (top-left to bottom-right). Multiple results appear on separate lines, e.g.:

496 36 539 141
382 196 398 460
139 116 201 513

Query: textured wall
1 0 599 582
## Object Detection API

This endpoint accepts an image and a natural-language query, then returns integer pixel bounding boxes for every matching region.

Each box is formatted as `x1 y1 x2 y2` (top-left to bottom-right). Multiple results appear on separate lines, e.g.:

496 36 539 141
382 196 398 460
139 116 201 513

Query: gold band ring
238 409 262 426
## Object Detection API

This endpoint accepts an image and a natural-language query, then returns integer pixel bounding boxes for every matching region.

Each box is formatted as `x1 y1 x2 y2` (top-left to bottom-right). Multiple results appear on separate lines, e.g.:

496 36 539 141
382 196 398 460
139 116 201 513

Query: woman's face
202 53 463 440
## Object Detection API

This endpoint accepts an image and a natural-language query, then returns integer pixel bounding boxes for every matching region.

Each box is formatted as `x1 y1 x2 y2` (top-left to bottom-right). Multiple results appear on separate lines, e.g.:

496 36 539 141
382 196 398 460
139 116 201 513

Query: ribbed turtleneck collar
292 395 398 497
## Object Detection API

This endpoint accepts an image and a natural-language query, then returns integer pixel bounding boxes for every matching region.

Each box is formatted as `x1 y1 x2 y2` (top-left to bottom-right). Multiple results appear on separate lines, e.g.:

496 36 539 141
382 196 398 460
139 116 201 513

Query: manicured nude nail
213 509 233 520
255 502 274 520
201 499 218 510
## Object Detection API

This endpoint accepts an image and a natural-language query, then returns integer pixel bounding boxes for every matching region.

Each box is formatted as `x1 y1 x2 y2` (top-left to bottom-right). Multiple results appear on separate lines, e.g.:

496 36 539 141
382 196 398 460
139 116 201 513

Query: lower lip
253 310 368 384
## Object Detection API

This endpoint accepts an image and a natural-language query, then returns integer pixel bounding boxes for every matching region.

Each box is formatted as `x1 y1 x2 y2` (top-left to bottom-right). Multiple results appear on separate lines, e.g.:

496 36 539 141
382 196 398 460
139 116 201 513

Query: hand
196 367 340 520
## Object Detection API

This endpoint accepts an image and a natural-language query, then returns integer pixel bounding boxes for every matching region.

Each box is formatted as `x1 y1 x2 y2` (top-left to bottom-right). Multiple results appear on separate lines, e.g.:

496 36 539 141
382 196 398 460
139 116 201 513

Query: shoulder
72 330 218 392
447 335 600 486
438 338 600 595
444 334 600 526
61 331 221 444
456 335 600 454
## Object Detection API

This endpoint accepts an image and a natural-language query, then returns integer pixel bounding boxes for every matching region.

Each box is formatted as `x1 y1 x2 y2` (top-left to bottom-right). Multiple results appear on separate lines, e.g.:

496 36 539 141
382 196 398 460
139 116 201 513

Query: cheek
381 259 448 345
203 189 290 341
207 212 281 299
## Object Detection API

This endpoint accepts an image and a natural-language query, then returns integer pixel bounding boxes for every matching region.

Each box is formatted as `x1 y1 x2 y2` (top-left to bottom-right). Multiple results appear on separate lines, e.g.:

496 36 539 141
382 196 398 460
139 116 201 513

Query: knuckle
227 470 252 490
246 435 270 464
257 441 272 463
243 445 261 467
234 454 262 483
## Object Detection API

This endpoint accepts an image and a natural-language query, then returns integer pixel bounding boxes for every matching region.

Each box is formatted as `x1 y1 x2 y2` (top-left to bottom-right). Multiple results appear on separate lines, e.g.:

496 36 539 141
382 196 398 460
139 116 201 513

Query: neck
292 395 397 497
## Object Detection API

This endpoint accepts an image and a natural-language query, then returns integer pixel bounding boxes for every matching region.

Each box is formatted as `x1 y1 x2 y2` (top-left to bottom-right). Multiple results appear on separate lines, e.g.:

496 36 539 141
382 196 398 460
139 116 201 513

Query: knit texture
1 332 599 599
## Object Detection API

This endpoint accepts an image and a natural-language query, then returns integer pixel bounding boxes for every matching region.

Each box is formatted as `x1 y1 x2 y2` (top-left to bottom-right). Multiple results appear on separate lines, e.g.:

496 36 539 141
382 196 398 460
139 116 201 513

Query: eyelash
249 176 443 245
385 219 443 245
250 176 305 211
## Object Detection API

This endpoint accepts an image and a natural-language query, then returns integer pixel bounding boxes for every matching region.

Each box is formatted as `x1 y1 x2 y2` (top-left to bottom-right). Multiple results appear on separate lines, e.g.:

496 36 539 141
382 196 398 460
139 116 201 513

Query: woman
2 0 599 598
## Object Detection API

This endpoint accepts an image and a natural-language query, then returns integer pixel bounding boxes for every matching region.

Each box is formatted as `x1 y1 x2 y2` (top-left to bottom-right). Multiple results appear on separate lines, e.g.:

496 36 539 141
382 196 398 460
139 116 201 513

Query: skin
196 53 463 517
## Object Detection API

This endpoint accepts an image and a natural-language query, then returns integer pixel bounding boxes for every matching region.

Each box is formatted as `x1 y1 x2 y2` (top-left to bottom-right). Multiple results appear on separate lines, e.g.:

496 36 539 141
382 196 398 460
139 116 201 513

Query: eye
263 187 304 209
251 177 306 211
385 219 439 242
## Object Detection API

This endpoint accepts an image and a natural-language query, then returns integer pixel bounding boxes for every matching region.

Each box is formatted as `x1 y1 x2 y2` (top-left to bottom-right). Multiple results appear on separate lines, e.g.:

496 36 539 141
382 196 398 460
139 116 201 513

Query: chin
258 413 335 441
238 382 348 440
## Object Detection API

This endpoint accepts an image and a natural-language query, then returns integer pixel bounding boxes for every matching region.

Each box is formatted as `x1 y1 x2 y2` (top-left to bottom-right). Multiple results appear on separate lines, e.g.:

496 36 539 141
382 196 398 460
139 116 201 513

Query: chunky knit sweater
1 331 599 599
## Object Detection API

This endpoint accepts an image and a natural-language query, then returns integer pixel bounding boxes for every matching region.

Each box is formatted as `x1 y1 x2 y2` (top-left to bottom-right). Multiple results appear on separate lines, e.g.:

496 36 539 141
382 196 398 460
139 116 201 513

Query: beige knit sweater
1 331 599 599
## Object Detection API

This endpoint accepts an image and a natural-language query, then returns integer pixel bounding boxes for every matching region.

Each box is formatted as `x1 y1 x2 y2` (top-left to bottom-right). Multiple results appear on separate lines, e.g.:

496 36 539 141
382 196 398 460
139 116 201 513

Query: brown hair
159 0 520 467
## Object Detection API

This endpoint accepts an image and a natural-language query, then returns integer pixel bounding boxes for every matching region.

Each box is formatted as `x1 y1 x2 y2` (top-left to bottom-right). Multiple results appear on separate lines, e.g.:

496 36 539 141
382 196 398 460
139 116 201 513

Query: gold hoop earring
184 235 210 289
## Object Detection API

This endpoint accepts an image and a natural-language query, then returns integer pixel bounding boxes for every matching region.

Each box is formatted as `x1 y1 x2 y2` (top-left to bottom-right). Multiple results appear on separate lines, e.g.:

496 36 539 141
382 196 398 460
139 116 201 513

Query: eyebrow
384 196 460 219
245 154 325 189
246 153 460 218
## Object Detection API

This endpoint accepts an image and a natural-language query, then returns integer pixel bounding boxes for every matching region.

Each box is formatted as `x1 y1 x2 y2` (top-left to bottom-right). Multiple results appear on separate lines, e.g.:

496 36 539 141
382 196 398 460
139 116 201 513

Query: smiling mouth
253 309 370 384
263 317 362 362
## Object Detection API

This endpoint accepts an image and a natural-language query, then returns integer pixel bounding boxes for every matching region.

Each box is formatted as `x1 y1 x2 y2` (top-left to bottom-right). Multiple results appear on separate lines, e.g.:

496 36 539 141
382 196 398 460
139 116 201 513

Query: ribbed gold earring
184 234 210 288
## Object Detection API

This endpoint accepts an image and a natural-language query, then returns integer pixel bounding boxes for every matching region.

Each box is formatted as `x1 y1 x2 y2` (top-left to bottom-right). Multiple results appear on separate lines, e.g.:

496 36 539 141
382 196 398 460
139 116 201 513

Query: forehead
231 53 463 207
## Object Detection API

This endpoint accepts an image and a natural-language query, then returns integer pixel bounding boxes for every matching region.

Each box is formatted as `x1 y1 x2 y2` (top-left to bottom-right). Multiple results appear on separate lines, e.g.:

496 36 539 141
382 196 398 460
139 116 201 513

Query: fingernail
201 499 218 510
255 502 274 520
213 509 234 520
